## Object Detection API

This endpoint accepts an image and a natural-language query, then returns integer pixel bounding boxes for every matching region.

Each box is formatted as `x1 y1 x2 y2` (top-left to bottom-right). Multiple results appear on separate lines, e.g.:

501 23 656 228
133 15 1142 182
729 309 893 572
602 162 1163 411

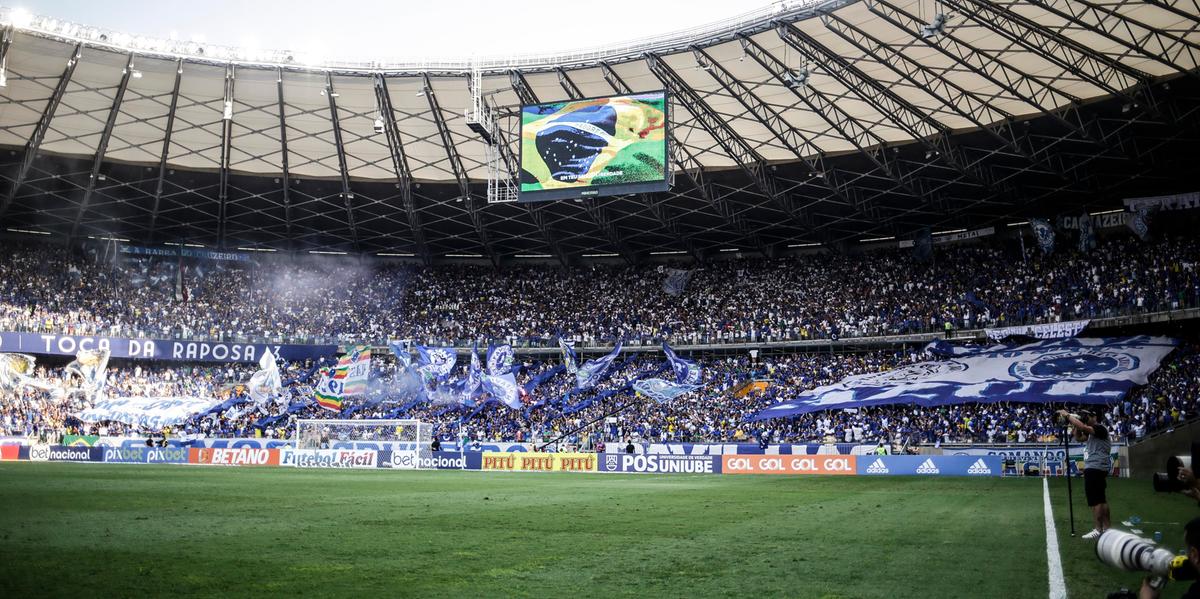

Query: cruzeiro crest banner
750 336 1177 421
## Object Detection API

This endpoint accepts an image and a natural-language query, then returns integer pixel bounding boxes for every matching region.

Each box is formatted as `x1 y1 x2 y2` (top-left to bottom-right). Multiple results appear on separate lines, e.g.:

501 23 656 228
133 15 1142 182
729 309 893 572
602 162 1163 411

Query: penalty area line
1043 477 1068 599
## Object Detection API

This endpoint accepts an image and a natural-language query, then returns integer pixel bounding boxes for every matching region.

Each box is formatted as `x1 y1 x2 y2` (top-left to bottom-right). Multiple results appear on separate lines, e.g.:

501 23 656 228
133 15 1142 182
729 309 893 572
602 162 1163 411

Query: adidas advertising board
599 454 719 474
855 455 1002 476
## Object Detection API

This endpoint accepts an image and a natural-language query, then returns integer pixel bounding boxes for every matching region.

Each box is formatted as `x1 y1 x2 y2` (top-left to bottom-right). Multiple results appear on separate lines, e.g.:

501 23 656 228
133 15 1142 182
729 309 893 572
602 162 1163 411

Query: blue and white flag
633 378 700 404
913 227 933 263
663 268 694 296
247 348 282 406
388 339 413 368
575 341 623 391
558 337 579 375
751 336 1177 421
65 348 110 401
415 345 457 379
662 342 702 385
1127 204 1153 241
462 344 483 401
483 371 523 410
1078 211 1096 253
486 343 514 376
1030 218 1055 254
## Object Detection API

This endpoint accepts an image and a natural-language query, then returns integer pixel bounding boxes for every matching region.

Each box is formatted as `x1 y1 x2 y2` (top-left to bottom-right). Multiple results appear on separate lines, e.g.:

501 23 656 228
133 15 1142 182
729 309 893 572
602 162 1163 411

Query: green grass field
0 464 1195 598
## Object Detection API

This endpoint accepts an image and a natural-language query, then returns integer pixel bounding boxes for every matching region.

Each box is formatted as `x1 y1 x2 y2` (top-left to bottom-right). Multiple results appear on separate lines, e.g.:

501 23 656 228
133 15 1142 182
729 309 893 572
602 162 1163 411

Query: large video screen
519 91 669 202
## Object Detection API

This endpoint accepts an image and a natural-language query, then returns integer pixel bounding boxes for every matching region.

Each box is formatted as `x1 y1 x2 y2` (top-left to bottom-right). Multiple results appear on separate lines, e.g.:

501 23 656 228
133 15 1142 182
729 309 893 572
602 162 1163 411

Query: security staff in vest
1058 408 1112 539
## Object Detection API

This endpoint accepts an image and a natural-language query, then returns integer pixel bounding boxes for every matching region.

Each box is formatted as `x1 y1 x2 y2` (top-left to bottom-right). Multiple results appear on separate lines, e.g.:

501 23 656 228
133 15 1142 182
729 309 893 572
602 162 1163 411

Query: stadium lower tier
2 339 1196 447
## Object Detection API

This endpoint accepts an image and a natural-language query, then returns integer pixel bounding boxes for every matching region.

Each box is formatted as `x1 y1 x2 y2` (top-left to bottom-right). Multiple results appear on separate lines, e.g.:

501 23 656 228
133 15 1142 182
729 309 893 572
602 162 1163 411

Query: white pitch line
1043 477 1068 599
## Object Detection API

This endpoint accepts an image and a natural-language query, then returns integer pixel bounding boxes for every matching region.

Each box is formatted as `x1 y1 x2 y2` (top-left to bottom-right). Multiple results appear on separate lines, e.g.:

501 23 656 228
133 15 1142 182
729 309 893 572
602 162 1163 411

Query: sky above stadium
12 0 780 60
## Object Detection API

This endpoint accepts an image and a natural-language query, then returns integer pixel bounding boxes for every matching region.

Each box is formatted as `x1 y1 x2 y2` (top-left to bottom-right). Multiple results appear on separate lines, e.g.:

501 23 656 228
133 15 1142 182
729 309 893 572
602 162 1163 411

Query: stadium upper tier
2 231 1197 348
0 1 1199 258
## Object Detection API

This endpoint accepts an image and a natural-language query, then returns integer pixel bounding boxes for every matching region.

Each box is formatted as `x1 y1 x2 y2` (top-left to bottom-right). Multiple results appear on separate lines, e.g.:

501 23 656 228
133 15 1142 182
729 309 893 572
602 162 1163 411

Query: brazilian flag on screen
520 92 666 192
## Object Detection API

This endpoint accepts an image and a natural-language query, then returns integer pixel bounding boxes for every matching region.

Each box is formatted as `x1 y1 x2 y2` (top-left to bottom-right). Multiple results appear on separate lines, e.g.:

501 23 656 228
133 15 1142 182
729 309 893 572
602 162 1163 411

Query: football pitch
0 464 1195 598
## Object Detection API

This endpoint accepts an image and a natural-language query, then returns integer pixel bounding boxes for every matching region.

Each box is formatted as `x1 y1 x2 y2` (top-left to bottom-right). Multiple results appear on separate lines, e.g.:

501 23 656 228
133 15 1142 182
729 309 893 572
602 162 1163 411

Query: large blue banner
856 455 1003 476
753 336 1177 420
0 331 336 363
598 453 719 474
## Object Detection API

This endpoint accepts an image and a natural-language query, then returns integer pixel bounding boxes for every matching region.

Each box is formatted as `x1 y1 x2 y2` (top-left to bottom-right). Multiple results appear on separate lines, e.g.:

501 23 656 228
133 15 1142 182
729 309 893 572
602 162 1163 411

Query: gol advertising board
722 454 857 475
103 446 190 464
188 447 280 467
599 453 719 474
857 455 1002 476
0 445 19 461
481 452 597 472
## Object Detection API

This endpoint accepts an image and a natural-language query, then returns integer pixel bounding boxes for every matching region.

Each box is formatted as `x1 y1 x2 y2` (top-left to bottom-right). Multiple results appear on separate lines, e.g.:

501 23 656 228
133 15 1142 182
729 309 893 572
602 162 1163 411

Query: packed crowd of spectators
1 233 1197 347
3 342 1197 448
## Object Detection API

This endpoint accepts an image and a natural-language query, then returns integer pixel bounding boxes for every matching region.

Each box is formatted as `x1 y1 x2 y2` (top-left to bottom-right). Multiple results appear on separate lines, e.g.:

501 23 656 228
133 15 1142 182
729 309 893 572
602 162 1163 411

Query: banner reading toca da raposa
598 453 719 474
722 454 856 475
481 452 596 472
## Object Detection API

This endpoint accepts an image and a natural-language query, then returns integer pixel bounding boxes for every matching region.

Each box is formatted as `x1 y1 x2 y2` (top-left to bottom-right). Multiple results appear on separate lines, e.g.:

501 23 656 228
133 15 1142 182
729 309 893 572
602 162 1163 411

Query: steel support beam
817 10 1071 182
0 25 14 69
555 67 583 100
422 72 497 266
275 68 294 251
324 71 359 252
70 53 136 239
714 37 910 220
946 0 1150 102
1025 0 1200 79
504 70 573 267
598 62 704 262
375 73 428 263
148 59 183 244
548 68 639 264
645 52 808 254
0 42 82 219
867 0 1090 139
769 23 1017 209
216 64 235 249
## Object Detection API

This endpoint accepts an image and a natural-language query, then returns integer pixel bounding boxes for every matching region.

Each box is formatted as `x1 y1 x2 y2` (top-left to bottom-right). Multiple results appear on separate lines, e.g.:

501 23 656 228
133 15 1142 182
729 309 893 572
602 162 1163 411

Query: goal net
294 419 434 460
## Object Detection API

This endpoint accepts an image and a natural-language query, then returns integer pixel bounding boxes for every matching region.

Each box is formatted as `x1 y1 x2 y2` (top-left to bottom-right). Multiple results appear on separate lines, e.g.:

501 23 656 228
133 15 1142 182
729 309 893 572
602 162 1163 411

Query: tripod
1063 423 1077 537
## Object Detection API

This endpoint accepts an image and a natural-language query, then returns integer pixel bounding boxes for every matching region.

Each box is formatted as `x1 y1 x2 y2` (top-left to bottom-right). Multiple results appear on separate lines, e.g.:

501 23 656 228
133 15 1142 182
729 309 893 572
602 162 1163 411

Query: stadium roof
0 0 1199 264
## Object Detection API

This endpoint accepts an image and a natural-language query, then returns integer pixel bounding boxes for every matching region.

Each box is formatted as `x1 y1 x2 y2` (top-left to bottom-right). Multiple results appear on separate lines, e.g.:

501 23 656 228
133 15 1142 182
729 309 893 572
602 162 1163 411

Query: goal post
294 419 434 463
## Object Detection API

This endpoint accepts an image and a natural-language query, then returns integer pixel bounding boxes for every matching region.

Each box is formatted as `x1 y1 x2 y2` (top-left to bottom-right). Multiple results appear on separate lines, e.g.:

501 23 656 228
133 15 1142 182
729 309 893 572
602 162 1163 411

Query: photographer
1182 468 1200 504
1139 517 1200 599
1058 408 1112 539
